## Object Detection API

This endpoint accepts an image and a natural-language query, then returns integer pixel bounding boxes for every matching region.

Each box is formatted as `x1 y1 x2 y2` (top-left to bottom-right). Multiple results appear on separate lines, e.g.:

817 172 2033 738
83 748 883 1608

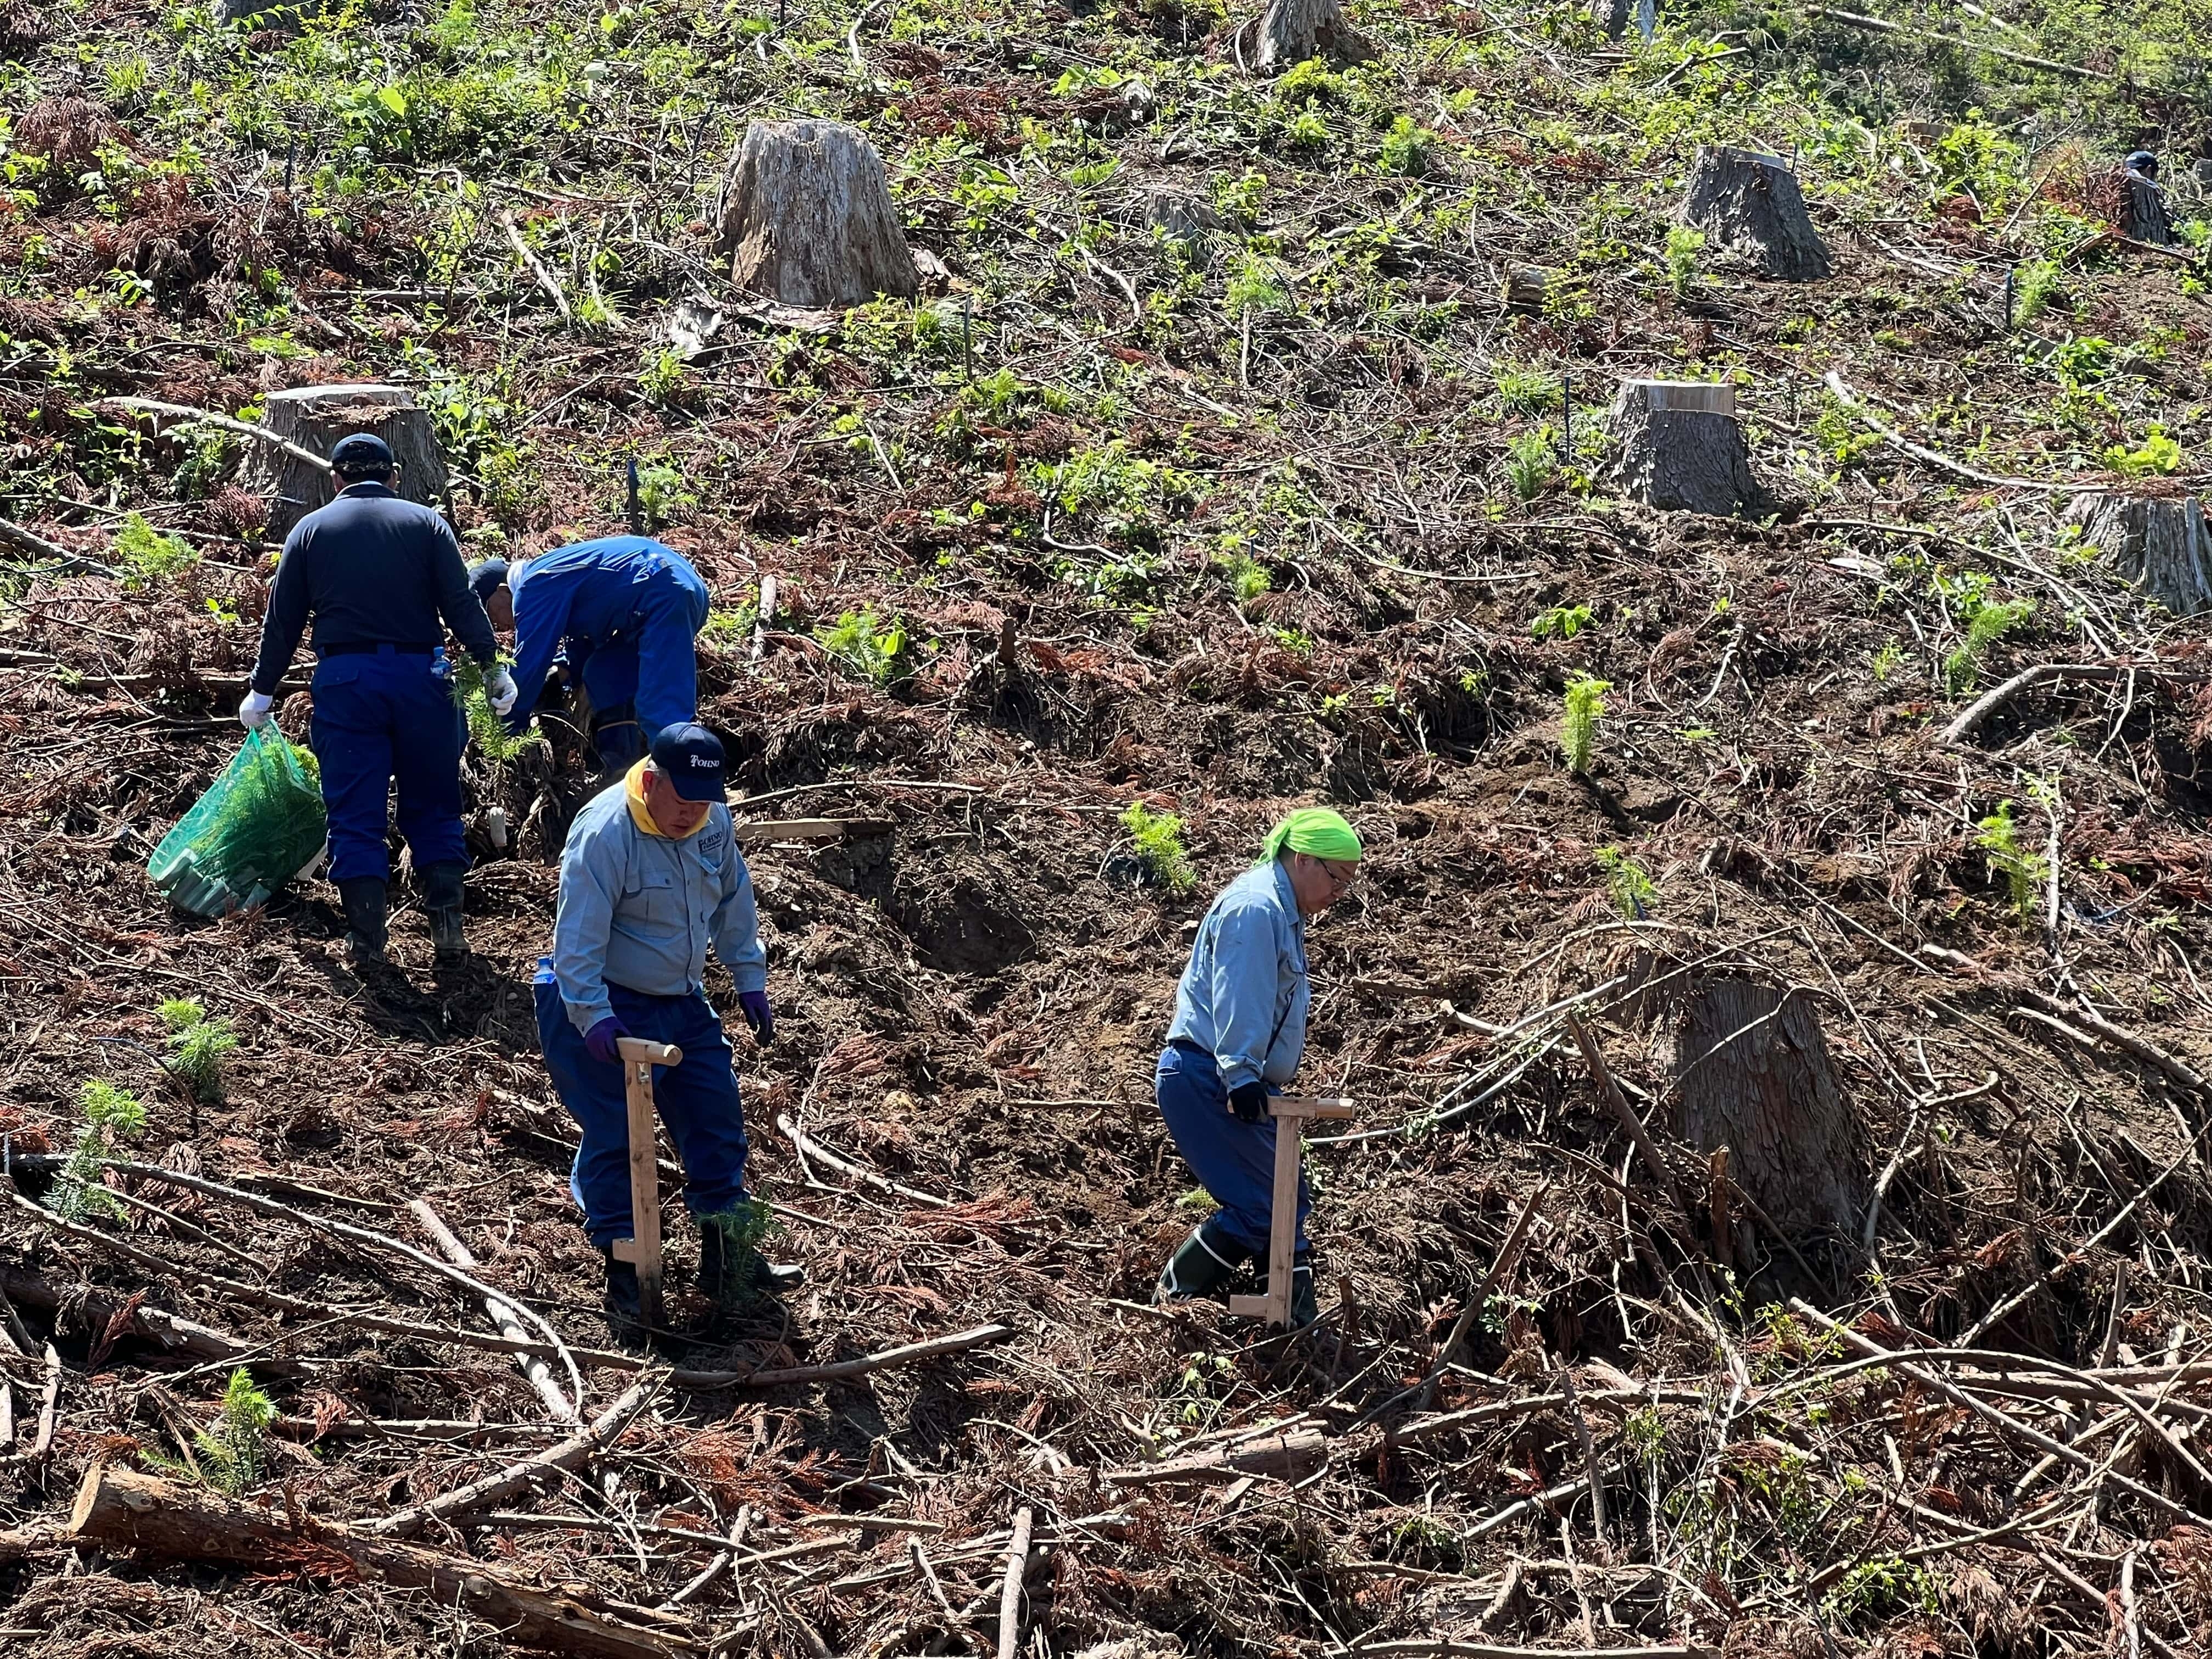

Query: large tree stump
1608 380 1771 518
236 384 448 541
1234 0 1376 72
67 1464 688 1659
2120 172 2175 245
1679 145 1831 281
717 119 916 311
2067 492 2212 616
1665 977 1866 1245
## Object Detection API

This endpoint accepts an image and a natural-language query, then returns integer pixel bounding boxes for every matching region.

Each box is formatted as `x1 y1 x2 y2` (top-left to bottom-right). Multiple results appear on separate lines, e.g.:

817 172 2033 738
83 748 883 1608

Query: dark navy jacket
249 483 499 695
502 536 709 732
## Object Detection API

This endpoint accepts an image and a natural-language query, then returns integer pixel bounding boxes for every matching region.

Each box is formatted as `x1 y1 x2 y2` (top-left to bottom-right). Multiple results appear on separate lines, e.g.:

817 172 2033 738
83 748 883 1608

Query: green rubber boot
1154 1215 1250 1304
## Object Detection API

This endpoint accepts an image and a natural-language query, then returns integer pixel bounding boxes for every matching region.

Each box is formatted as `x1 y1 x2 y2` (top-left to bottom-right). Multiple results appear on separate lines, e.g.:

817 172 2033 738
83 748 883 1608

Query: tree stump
1608 381 1771 518
1679 145 1831 281
237 385 448 541
2067 492 2212 616
1143 186 1222 251
718 119 916 311
1500 266 1548 315
2120 173 2175 245
1234 0 1376 73
1666 977 1866 1246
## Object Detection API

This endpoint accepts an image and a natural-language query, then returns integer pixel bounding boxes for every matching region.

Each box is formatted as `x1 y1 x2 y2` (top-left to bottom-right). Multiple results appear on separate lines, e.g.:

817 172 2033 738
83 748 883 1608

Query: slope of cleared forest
5 1 2212 1656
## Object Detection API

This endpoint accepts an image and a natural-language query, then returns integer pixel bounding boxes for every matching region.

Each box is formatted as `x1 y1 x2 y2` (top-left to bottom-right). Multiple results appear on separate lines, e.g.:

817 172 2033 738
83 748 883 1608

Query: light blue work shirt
1165 860 1310 1091
551 782 766 1035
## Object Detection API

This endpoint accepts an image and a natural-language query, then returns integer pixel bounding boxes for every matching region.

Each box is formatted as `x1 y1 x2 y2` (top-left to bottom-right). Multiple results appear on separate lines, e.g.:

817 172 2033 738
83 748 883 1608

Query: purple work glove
584 1016 631 1066
737 989 774 1042
1228 1081 1270 1124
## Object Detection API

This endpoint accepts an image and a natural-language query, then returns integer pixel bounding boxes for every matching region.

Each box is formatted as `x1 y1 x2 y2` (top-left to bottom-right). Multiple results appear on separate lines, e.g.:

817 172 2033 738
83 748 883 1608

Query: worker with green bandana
1152 807 1362 1329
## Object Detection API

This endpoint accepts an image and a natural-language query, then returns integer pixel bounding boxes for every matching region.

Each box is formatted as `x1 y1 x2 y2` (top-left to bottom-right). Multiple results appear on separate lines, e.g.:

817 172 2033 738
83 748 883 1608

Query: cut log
1608 381 1771 519
1234 0 1376 72
1661 976 1866 1245
718 119 916 311
1679 145 1831 281
236 385 449 541
2067 492 2212 617
1500 265 1548 315
1142 186 1221 250
1102 1427 1326 1486
2120 173 2174 246
68 1464 695 1659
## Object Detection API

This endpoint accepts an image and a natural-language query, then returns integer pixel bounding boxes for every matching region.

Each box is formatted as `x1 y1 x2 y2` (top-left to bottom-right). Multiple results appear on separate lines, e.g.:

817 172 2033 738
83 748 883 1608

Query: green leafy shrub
1561 673 1610 775
1217 551 1271 605
1493 364 1560 416
1943 594 2033 696
194 1369 278 1496
1663 227 1705 296
700 1199 777 1307
1531 603 1593 640
55 1080 148 1220
2103 425 2182 477
1974 800 2048 920
1505 430 1554 501
1378 116 1434 177
817 607 913 687
2013 258 2062 325
634 461 695 529
1120 802 1197 895
114 513 199 589
1594 847 1656 918
160 997 237 1104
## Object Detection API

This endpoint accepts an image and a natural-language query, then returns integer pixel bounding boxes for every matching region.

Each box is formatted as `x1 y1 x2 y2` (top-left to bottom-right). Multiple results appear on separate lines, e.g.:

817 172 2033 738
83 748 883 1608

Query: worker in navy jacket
469 536 710 774
241 433 516 964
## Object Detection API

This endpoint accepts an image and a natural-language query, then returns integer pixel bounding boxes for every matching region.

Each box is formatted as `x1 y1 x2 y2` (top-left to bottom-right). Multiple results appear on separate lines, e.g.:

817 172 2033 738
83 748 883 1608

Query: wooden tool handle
1268 1096 1355 1121
615 1037 683 1066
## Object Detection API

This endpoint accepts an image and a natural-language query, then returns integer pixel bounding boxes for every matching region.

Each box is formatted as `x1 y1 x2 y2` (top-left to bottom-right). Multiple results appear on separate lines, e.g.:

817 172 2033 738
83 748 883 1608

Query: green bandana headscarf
1256 806 1363 867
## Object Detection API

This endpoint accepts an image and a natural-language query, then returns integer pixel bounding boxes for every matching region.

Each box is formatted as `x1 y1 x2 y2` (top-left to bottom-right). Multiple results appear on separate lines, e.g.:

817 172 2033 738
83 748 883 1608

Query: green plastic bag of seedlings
148 729 328 918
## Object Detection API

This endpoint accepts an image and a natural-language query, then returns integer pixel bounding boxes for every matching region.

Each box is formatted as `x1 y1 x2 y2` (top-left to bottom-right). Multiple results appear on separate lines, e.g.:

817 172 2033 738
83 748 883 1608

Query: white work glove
238 690 275 731
486 667 520 716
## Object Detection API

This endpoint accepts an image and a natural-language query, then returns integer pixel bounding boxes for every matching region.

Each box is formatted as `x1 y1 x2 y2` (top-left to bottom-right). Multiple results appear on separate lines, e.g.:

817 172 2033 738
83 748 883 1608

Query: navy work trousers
572 569 703 768
534 963 751 1248
1155 1042 1307 1257
310 647 466 884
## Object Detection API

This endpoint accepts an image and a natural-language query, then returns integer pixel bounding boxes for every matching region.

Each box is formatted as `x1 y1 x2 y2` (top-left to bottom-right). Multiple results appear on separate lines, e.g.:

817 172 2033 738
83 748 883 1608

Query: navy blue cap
650 723 725 801
329 432 395 472
468 557 510 601
2126 150 2158 177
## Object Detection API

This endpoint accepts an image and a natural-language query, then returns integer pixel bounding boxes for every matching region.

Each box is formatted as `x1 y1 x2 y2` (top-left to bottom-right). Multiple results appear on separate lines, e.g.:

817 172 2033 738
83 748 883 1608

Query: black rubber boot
1154 1214 1250 1305
1289 1258 1319 1330
602 1248 647 1348
698 1204 796 1311
421 861 467 957
337 878 388 964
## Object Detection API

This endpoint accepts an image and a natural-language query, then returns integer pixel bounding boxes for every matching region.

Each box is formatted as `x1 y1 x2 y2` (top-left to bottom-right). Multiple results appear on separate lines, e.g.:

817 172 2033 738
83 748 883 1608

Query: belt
320 641 441 657
1167 1037 1214 1059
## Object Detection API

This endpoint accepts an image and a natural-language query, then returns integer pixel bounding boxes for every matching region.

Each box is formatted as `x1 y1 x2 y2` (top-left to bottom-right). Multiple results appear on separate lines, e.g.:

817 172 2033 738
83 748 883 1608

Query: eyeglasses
1317 859 1358 890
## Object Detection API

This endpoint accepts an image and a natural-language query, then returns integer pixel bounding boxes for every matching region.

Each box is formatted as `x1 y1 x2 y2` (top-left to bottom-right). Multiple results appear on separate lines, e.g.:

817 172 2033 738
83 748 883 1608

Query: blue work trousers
574 572 703 766
534 964 751 1248
310 648 466 884
1155 1042 1307 1257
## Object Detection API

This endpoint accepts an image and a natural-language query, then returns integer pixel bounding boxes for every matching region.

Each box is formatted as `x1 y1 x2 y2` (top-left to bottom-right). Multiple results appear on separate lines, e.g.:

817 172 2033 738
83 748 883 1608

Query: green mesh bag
148 730 329 918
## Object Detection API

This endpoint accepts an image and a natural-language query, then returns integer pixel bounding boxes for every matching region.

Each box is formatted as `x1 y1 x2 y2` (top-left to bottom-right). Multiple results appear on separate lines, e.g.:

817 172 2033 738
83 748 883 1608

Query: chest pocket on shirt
624 868 681 927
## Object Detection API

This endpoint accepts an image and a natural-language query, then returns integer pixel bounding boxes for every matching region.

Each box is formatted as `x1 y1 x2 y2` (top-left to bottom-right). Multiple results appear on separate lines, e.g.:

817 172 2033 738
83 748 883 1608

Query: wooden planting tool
1227 1096 1354 1330
610 1037 683 1328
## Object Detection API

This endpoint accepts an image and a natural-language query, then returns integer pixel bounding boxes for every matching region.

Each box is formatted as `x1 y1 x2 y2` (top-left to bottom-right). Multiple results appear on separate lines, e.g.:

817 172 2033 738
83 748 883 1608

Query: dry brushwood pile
8 0 2212 1654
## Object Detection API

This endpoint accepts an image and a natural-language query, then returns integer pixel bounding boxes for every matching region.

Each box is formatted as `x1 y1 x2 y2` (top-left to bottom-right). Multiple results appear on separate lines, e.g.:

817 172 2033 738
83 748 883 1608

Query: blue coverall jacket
248 482 499 884
503 538 710 761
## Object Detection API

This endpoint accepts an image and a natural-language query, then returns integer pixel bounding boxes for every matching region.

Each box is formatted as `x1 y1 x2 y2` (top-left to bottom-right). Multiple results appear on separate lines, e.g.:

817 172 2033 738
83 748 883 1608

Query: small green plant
1531 603 1594 641
633 461 695 528
114 513 200 589
1943 594 2033 696
1120 801 1197 895
55 1080 149 1220
637 347 689 407
816 607 913 687
1216 551 1271 605
700 606 757 652
159 997 237 1104
1378 115 1434 177
1493 363 1560 416
1868 638 1904 682
1622 1406 1667 1464
193 1368 278 1496
1505 430 1554 501
1822 1554 1940 1624
2013 258 2061 325
1974 800 2049 920
1561 673 1610 775
2103 424 2183 477
452 657 532 764
1663 227 1705 296
700 1199 777 1307
1594 847 1656 919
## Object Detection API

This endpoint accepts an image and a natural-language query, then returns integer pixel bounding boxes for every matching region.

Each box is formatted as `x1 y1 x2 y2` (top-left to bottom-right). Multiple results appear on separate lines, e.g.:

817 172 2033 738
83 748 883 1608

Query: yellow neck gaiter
624 760 707 840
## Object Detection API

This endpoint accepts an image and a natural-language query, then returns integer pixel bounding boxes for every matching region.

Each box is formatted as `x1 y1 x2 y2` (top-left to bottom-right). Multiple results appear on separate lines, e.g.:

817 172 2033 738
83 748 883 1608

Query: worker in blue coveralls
240 433 517 966
1153 807 1363 1330
467 536 710 776
537 722 779 1341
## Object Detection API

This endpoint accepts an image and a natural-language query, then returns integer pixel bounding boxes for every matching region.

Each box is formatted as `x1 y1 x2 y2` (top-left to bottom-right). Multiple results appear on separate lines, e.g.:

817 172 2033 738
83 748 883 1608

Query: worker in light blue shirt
1154 807 1363 1330
535 723 777 1341
471 537 710 774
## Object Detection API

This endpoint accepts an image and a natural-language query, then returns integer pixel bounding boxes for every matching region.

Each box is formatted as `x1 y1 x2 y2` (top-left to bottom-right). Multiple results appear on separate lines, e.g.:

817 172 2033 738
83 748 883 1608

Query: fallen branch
1940 662 2209 745
996 1506 1032 1659
364 1376 661 1539
1802 4 2110 81
2017 989 2212 1099
776 1114 952 1207
410 1198 579 1424
1824 373 2080 493
94 396 334 473
690 1322 1013 1390
499 210 575 324
1102 1428 1325 1487
69 1463 695 1658
1350 1644 1711 1659
1406 1181 1548 1417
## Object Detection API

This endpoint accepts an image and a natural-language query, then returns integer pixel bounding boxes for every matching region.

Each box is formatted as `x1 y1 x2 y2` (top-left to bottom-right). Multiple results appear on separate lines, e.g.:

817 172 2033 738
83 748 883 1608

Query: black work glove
1228 1081 1271 1124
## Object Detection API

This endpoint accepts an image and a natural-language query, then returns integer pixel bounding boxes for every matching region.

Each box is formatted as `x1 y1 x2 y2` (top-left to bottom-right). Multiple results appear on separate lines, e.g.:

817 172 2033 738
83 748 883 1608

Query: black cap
2126 150 2159 178
330 432 395 472
649 723 725 802
468 557 510 601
